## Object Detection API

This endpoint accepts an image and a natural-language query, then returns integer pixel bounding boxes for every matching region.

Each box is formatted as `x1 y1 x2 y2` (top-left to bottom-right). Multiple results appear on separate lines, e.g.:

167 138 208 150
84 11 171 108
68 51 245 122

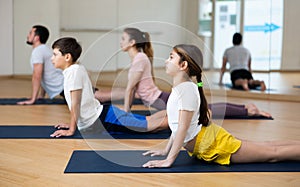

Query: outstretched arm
124 72 143 112
17 63 43 105
51 89 82 137
248 56 252 73
143 134 174 157
143 110 193 168
219 57 227 85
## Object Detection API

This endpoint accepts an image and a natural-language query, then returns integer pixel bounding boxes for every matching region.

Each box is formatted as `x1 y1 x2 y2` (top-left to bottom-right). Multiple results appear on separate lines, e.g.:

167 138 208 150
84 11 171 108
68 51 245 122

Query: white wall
281 0 300 70
1 0 299 76
0 0 13 75
59 0 185 72
13 0 60 74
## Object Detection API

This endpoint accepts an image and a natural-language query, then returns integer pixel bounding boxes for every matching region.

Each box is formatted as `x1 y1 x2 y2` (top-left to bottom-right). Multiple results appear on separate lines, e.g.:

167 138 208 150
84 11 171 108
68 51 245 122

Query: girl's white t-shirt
167 81 202 143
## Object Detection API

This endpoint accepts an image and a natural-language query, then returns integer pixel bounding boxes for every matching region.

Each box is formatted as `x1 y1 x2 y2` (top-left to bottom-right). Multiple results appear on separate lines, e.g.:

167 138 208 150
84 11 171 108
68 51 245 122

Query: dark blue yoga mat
0 98 66 105
64 150 300 173
0 125 171 139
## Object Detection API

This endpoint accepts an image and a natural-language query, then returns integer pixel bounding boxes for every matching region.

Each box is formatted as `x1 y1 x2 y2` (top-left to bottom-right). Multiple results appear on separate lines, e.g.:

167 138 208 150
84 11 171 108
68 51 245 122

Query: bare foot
260 81 266 91
242 80 250 91
245 103 272 117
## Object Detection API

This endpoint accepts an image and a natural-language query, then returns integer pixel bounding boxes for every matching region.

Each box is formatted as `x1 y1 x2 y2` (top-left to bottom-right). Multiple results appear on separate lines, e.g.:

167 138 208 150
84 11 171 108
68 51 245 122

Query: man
18 25 64 105
219 32 266 91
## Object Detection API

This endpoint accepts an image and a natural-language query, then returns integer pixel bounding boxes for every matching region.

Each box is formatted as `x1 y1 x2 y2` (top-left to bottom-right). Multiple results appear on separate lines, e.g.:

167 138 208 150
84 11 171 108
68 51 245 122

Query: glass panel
243 0 283 71
213 0 240 69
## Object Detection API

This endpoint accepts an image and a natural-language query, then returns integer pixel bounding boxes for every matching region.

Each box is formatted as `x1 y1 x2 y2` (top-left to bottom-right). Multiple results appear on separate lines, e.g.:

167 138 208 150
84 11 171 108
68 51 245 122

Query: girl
142 44 300 168
95 27 271 117
50 37 168 138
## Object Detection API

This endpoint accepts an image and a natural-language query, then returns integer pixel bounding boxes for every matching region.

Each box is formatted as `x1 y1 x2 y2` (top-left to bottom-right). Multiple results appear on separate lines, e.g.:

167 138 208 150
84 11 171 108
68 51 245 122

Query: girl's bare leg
146 110 169 132
94 87 126 103
245 103 272 117
231 139 300 163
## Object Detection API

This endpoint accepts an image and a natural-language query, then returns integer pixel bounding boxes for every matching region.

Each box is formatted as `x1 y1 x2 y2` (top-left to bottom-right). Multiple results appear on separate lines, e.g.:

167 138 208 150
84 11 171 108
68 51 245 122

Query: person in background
219 32 266 91
17 25 64 105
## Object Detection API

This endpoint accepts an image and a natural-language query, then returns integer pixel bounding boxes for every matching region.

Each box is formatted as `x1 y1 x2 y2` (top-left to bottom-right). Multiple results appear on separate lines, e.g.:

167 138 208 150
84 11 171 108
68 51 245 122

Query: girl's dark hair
124 28 154 78
173 44 210 126
52 37 82 62
233 32 242 45
33 25 49 44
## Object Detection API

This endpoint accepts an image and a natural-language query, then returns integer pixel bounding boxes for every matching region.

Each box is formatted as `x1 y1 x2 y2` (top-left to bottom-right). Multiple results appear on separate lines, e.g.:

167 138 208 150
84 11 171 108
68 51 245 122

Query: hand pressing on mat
143 149 172 168
17 98 36 105
142 159 173 168
51 123 75 138
143 149 168 157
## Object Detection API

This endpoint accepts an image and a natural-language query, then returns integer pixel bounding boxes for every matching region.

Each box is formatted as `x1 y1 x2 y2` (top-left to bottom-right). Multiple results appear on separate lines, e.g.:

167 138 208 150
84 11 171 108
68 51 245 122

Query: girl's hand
142 159 172 168
17 98 35 105
143 150 167 157
54 123 70 130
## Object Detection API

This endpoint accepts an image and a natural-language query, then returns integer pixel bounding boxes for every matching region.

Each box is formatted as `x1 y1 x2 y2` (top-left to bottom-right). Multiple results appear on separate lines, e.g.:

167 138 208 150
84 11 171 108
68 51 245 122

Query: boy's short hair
52 37 82 62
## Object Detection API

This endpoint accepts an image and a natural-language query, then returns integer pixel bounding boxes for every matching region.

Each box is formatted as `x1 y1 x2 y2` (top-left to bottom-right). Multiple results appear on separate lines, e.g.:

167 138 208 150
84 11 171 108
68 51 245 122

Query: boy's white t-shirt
167 81 202 143
63 64 103 130
31 44 64 98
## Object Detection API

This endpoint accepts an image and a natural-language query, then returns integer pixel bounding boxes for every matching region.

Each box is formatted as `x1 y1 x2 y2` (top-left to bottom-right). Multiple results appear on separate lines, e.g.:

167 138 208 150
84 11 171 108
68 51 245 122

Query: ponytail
173 44 210 126
196 74 210 126
142 32 154 80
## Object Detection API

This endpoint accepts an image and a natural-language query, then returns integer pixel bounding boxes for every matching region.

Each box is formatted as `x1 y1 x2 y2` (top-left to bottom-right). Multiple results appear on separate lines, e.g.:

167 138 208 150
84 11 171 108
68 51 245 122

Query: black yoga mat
132 110 273 120
0 125 171 139
0 98 66 105
64 150 300 173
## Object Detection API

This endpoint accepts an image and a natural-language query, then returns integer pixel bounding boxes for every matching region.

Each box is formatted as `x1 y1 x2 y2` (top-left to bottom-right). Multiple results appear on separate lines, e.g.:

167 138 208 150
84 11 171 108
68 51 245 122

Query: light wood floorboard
0 76 299 187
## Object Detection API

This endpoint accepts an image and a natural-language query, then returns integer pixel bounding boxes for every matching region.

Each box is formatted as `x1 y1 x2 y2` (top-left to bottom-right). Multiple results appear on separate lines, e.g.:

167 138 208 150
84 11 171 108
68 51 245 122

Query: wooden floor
0 74 300 187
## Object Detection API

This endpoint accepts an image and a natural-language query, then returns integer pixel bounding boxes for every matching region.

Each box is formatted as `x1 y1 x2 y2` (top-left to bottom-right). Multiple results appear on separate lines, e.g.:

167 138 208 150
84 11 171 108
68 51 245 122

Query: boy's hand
17 98 35 105
51 123 74 138
50 129 74 138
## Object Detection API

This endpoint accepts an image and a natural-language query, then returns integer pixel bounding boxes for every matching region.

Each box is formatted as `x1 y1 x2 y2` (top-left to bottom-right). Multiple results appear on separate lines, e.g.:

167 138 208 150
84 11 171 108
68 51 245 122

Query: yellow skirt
188 123 241 165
